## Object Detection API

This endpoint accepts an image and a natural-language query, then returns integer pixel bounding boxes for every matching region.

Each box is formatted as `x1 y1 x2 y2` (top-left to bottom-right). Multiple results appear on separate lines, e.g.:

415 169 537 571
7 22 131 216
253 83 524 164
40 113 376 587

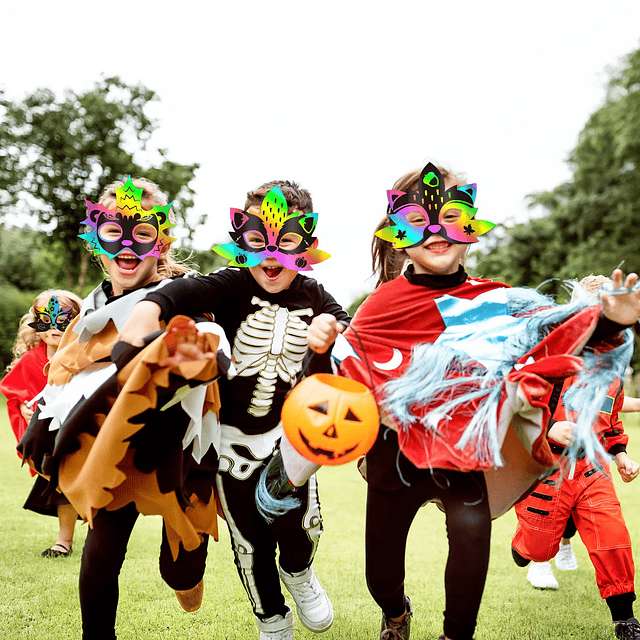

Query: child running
119 180 348 639
18 177 227 640
512 275 640 640
307 162 640 640
1 290 82 557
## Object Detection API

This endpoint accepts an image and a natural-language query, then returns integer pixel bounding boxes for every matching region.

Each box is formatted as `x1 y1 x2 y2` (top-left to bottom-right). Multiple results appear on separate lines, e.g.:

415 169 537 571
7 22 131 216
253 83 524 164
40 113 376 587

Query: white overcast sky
2 0 640 308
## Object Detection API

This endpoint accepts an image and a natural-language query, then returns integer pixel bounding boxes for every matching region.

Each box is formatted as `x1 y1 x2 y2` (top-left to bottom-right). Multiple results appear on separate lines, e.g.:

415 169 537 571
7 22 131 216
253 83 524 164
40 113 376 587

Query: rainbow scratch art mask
79 177 177 260
28 296 74 332
375 162 495 248
213 186 330 271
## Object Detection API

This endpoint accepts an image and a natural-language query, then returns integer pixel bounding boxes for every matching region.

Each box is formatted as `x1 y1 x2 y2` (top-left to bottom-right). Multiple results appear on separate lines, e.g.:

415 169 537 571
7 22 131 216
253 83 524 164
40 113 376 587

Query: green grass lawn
1 394 639 639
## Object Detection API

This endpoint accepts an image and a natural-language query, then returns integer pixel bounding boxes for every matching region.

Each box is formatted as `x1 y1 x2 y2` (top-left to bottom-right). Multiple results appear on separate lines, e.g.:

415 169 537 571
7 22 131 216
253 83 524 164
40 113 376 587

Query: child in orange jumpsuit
512 276 640 640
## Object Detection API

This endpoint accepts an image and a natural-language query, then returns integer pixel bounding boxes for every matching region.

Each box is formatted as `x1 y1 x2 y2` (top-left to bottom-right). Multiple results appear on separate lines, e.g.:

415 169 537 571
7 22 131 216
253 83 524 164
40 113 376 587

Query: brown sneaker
175 579 204 612
380 595 412 639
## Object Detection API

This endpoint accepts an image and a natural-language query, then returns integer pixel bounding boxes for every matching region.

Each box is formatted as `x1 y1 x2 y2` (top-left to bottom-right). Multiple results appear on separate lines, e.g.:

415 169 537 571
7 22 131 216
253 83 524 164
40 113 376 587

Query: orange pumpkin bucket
281 373 379 466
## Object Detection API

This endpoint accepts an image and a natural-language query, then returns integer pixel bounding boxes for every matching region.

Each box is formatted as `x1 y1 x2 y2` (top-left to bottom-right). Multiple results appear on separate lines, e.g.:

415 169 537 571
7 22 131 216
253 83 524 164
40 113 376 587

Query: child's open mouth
426 240 452 253
262 266 283 280
116 254 141 274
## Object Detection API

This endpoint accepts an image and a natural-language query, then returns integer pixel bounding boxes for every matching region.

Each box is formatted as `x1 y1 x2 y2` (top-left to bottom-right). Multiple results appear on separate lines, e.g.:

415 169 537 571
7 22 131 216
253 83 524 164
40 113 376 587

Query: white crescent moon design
373 348 403 371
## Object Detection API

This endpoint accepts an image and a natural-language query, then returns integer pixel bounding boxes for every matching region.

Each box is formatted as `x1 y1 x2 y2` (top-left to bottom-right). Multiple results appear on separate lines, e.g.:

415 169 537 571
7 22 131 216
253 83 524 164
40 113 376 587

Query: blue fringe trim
255 450 301 523
562 329 634 464
382 286 632 470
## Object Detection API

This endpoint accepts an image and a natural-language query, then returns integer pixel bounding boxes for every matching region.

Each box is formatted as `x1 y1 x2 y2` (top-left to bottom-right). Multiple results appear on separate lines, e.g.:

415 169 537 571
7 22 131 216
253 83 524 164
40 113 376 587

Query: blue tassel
255 449 301 523
562 330 634 465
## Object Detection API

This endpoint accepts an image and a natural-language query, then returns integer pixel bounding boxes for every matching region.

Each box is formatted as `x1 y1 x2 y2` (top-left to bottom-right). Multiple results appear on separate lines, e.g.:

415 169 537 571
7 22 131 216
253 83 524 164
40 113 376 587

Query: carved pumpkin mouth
299 429 359 461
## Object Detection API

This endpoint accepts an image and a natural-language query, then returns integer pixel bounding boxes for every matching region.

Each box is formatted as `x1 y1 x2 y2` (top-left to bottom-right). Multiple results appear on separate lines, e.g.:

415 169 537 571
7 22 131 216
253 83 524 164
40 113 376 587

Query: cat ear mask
79 176 177 260
28 296 75 332
375 162 495 248
213 186 330 271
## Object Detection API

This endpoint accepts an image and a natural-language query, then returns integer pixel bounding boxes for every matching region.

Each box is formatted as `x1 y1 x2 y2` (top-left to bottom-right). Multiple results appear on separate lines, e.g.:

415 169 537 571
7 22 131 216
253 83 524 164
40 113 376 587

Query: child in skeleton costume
18 177 231 640
1 290 82 558
512 276 640 640
120 180 347 639
306 162 640 640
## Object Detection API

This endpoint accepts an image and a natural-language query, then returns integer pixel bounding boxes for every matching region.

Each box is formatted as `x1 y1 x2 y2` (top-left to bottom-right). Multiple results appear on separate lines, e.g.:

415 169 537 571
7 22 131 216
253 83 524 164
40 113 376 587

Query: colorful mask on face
79 176 177 260
375 162 495 248
213 187 330 271
28 296 75 332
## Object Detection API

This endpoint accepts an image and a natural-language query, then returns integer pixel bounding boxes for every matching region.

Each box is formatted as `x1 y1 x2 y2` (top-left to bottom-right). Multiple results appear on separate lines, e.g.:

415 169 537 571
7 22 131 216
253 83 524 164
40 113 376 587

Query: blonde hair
372 164 468 286
8 289 83 370
96 177 190 278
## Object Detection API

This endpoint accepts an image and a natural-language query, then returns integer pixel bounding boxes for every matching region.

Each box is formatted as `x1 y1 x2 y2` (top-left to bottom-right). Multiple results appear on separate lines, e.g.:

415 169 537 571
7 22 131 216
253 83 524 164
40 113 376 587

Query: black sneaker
380 596 412 640
616 617 640 640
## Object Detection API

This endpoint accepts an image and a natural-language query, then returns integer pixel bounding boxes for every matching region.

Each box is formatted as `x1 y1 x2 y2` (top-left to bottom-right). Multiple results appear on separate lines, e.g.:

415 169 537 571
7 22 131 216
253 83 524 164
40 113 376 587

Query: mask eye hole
344 408 360 422
243 231 266 249
440 206 462 224
403 206 427 227
309 401 329 415
133 223 158 243
278 232 302 251
98 222 123 242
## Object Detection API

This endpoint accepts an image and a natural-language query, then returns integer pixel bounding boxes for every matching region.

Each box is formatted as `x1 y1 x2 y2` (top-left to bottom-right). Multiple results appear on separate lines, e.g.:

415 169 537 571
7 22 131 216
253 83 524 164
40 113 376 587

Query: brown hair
372 165 468 286
96 177 190 278
8 289 83 371
245 180 314 214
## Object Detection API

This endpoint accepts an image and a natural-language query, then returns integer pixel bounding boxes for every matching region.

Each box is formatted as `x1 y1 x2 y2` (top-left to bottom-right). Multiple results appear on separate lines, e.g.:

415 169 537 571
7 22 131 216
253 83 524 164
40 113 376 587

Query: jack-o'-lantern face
282 373 379 466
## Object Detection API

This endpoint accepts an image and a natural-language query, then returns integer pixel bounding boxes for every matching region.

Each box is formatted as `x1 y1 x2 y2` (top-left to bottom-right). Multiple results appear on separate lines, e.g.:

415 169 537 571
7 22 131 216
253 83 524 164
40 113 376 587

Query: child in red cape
1 289 82 557
307 162 640 640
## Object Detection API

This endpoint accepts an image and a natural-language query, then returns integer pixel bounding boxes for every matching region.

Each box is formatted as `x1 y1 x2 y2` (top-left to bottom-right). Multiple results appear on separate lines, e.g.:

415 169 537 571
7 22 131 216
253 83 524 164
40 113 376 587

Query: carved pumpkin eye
344 408 360 422
310 401 329 415
281 373 379 467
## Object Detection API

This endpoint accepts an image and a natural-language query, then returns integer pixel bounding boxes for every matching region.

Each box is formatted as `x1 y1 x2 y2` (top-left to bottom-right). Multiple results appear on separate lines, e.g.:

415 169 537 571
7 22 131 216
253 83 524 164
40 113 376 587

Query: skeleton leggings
216 424 323 620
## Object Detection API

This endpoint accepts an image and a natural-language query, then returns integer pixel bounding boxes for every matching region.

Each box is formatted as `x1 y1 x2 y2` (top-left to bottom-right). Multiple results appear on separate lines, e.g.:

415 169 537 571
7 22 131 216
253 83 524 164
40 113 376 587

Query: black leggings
365 437 491 640
79 503 209 639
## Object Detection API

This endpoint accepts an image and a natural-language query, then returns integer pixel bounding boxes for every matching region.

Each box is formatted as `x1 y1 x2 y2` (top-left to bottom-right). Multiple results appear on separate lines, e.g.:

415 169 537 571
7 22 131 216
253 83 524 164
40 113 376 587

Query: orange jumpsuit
512 377 634 599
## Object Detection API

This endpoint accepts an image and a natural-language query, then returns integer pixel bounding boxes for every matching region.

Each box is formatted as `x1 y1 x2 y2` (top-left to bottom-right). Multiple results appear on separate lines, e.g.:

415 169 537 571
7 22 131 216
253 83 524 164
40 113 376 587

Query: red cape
0 342 48 473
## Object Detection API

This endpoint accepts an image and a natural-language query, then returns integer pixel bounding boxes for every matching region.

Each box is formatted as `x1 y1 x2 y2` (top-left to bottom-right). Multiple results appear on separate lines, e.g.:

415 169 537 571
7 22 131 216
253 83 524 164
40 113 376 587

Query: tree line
0 77 224 370
2 46 640 370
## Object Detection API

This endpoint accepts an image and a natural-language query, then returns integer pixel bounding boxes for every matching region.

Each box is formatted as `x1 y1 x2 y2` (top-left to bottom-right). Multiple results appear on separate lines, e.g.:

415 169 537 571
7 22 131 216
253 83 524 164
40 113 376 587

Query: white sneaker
257 607 294 640
279 566 334 632
555 542 578 571
526 561 559 589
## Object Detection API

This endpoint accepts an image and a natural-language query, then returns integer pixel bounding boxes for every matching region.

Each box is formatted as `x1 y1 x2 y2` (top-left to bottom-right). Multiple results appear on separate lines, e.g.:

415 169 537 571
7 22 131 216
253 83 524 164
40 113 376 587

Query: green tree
0 77 199 292
475 46 640 297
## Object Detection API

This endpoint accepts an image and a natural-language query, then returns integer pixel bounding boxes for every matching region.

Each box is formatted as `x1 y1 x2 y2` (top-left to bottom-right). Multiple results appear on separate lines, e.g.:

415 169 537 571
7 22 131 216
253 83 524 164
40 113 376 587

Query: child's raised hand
159 316 216 367
547 420 575 446
307 314 346 354
614 452 640 483
600 269 640 326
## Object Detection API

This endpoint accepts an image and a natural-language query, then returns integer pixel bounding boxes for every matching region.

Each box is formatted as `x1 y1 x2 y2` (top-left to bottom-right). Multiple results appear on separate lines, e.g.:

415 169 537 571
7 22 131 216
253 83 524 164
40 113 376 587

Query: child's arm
118 301 163 346
613 452 640 482
621 395 640 412
308 313 347 354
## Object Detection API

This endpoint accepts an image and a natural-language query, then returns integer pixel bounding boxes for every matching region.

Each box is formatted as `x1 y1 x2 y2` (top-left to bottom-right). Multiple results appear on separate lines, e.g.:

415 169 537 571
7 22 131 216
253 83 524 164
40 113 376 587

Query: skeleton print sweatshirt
145 267 349 434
